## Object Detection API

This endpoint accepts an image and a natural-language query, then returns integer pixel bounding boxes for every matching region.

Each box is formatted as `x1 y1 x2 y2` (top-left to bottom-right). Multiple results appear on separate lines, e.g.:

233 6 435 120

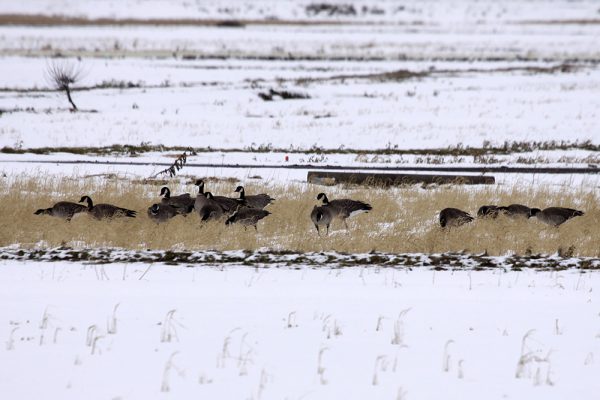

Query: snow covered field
1 261 599 399
1 1 599 398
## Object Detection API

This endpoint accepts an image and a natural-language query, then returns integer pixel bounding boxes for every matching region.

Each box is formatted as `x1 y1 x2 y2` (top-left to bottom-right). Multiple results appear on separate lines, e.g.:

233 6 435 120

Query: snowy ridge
2 246 598 270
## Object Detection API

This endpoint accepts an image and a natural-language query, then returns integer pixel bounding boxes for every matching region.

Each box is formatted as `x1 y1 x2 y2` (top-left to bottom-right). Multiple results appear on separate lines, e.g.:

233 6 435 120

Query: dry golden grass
2 174 599 256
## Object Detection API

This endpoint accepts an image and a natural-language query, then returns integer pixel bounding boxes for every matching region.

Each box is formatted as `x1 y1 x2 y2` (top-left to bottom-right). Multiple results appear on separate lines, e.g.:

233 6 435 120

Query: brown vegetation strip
0 140 598 157
517 19 600 25
0 13 378 27
2 176 599 257
1 158 598 175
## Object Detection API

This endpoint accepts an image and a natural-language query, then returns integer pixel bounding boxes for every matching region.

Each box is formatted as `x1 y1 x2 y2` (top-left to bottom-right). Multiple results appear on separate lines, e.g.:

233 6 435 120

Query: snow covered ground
1 56 599 151
0 260 599 400
1 2 599 398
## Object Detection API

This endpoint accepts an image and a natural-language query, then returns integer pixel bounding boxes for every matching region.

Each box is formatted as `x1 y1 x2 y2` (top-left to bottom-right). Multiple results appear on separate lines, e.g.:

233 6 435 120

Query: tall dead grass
1 174 599 256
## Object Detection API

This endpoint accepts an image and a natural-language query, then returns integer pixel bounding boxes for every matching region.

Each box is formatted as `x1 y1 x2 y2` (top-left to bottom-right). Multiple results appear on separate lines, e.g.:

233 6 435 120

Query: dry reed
2 174 599 256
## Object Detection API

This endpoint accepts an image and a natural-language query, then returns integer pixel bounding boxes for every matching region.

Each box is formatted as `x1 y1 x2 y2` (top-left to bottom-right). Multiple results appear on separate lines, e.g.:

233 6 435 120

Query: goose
504 204 532 219
477 205 507 219
529 207 584 227
194 179 238 212
79 196 137 220
159 186 194 214
316 192 372 229
196 192 225 221
147 203 178 224
34 201 87 221
234 186 274 209
194 179 209 211
310 205 334 235
439 208 473 228
225 204 271 230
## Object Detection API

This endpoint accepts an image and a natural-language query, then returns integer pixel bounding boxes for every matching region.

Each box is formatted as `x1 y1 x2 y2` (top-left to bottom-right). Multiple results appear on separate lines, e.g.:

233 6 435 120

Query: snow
0 260 598 399
1 2 599 398
1 57 599 151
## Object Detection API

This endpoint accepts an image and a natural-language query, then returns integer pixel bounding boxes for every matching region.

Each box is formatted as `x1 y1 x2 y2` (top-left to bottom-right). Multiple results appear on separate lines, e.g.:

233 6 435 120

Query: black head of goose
529 207 584 227
79 195 137 220
310 205 334 235
147 203 178 223
225 204 271 231
439 208 473 228
159 186 193 214
316 192 372 229
234 185 274 209
34 201 87 221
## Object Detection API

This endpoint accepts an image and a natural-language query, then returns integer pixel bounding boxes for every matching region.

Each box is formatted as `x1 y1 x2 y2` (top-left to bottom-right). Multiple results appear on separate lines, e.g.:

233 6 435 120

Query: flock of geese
441 204 585 228
34 179 370 233
34 178 584 232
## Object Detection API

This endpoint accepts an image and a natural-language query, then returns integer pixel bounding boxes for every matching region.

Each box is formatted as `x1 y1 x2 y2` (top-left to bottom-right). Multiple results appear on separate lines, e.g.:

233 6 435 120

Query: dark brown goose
79 196 137 220
34 201 87 221
147 203 178 224
316 193 372 229
234 186 274 209
159 187 194 214
194 179 238 212
310 205 334 235
529 207 584 227
196 192 225 221
504 204 532 219
477 205 507 219
439 208 473 228
225 204 270 230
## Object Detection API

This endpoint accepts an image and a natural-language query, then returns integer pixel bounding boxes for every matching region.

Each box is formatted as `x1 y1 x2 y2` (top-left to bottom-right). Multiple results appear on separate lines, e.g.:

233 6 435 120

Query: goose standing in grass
147 203 178 224
234 185 274 209
310 205 334 235
504 204 532 219
225 204 271 230
477 205 507 219
79 196 137 220
34 201 87 221
196 192 225 221
439 208 473 228
159 186 194 215
529 207 584 227
316 192 372 229
194 179 238 212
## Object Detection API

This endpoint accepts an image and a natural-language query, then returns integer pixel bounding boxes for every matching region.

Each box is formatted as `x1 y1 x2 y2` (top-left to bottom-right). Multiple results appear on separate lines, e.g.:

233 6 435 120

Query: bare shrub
45 60 84 111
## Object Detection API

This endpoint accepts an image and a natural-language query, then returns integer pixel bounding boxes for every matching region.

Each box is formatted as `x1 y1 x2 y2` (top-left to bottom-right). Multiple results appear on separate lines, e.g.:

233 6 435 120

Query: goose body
196 192 225 221
225 205 270 230
316 193 372 228
439 208 473 228
477 205 507 219
79 196 137 220
530 207 584 226
194 179 238 212
310 205 334 235
34 201 87 221
160 187 194 214
504 204 532 218
147 203 178 223
234 186 274 209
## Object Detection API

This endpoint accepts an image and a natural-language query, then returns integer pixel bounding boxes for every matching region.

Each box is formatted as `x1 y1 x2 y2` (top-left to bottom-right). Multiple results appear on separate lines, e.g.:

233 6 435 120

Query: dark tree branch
150 148 197 179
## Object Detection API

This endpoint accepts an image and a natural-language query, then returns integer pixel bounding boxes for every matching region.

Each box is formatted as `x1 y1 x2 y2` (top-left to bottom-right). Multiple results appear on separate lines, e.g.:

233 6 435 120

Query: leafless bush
45 61 84 111
150 148 196 178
